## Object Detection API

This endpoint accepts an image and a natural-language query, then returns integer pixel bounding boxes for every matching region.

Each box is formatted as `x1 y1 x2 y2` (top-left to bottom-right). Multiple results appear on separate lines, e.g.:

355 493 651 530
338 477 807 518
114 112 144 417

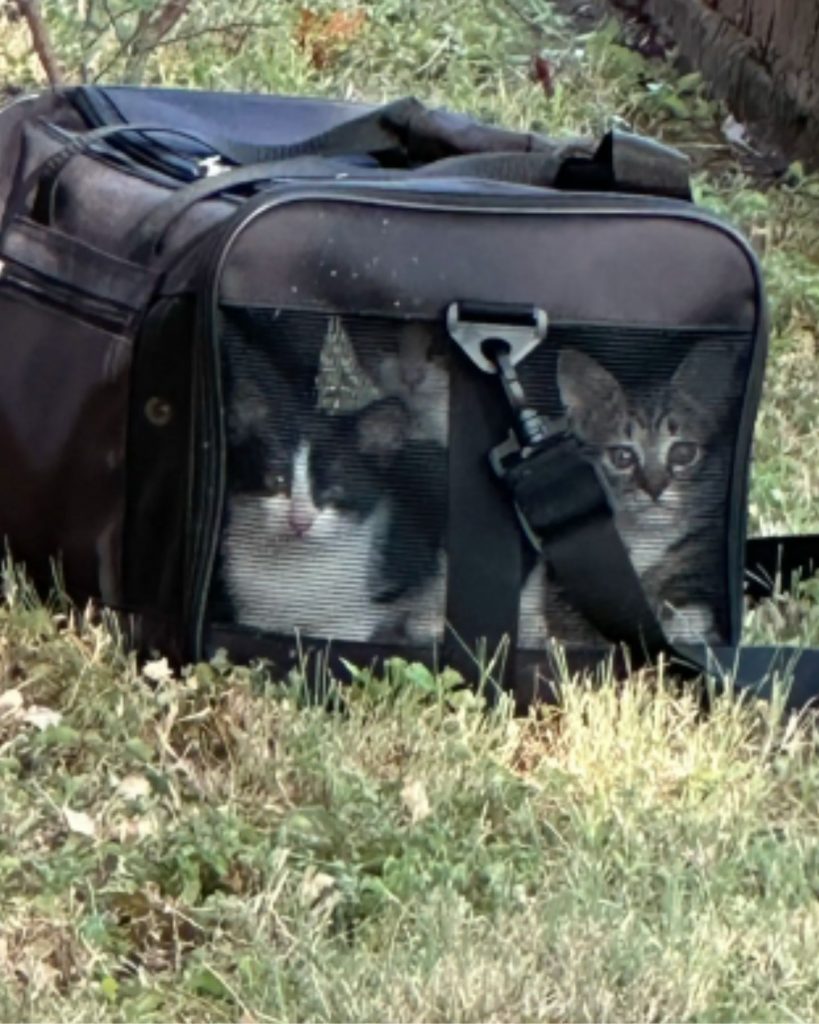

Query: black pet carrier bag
0 84 817 707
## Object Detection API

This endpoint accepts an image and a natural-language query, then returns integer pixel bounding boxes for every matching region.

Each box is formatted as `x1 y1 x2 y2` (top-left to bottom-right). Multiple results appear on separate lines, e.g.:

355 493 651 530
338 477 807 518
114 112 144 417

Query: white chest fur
222 494 391 641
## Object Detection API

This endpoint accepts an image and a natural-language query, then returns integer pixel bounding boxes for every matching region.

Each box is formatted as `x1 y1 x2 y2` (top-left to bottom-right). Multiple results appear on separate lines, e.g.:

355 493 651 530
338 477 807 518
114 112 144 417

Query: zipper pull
198 155 231 178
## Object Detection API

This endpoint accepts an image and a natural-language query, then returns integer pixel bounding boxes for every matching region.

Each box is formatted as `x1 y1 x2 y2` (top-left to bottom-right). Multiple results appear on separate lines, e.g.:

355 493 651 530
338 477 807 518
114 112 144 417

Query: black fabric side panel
203 625 819 713
444 357 524 693
123 296 194 632
203 623 621 707
745 533 819 598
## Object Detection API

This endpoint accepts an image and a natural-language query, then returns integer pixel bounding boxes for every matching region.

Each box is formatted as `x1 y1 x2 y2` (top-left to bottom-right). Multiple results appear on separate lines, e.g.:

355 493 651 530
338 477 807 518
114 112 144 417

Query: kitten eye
606 445 637 471
667 441 700 469
264 472 288 495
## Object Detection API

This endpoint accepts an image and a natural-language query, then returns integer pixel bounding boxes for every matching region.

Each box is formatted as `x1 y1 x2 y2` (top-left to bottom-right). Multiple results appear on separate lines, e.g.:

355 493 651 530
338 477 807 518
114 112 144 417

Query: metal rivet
145 397 173 427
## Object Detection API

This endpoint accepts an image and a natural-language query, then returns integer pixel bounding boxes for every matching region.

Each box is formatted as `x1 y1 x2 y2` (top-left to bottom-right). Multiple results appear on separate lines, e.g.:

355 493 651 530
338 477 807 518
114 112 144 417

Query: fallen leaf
300 866 337 907
99 975 119 1003
143 658 174 685
0 689 24 717
531 53 554 97
295 6 366 69
722 114 752 150
64 807 96 839
117 773 152 800
23 706 62 730
401 778 431 823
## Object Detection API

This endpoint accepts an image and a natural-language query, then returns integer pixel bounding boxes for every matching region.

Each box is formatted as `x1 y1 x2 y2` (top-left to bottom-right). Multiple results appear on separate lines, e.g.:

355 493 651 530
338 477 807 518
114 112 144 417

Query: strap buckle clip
446 300 550 447
446 301 548 374
446 298 612 553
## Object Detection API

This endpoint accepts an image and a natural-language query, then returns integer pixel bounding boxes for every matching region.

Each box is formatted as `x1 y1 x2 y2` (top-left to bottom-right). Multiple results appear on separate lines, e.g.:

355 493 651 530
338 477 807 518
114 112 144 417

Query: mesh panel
213 309 449 645
518 326 749 647
209 307 750 650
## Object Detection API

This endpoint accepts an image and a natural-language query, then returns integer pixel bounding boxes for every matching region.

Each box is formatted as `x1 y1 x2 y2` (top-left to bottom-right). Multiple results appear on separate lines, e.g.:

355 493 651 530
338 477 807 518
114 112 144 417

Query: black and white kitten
220 384 447 643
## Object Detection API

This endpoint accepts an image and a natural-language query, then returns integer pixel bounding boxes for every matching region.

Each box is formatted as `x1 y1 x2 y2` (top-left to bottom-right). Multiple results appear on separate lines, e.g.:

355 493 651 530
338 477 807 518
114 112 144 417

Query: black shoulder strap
443 303 703 694
24 102 419 228
511 491 819 709
745 532 819 599
706 643 819 710
501 468 819 710
555 129 691 199
443 342 526 699
412 130 691 199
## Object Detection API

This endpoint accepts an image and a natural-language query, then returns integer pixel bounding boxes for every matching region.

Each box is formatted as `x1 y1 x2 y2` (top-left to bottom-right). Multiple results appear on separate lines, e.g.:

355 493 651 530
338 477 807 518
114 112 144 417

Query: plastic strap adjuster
491 431 612 552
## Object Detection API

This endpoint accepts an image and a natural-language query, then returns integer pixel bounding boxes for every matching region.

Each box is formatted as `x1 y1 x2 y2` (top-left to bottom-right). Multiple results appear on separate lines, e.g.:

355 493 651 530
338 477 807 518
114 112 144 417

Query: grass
4 585 819 1022
1 0 819 1018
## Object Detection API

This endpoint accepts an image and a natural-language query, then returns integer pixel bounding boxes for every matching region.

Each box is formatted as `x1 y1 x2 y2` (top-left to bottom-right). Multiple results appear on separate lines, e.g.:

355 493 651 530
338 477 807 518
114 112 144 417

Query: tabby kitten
543 342 742 645
358 321 450 445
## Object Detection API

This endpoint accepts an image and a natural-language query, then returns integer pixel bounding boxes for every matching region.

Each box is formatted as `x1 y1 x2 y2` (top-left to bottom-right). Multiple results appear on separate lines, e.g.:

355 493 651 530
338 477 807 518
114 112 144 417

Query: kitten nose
401 363 426 389
288 505 315 537
643 473 668 501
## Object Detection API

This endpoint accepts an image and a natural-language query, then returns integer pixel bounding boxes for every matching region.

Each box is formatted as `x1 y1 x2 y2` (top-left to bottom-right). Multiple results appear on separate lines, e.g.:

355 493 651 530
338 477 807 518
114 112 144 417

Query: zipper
38 118 202 195
187 175 769 253
186 183 768 657
70 86 206 183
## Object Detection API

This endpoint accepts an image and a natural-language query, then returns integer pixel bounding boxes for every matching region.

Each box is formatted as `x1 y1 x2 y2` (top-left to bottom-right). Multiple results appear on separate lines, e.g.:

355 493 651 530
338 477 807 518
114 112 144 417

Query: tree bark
14 0 63 86
121 0 191 83
641 0 819 166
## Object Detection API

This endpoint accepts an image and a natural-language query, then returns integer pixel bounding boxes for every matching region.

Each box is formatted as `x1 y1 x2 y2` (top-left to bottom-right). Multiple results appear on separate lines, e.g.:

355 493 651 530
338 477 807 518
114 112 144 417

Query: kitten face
371 323 442 393
556 347 724 513
549 343 742 644
221 388 446 641
359 323 449 443
227 398 409 547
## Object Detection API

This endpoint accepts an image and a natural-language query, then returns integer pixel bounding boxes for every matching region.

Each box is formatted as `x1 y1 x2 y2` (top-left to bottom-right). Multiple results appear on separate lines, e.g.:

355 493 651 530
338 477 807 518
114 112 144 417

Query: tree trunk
641 0 819 166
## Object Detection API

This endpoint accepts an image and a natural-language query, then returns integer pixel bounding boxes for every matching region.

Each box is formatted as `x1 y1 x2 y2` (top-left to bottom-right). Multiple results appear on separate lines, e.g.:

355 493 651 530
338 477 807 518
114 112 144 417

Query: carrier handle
29 122 233 225
128 129 691 265
413 130 692 200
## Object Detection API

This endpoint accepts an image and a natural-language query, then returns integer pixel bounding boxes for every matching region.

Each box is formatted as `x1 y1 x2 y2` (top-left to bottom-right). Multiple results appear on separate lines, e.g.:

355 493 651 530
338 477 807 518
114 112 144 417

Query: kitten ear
557 348 625 416
672 342 744 408
356 398 410 460
317 315 381 413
